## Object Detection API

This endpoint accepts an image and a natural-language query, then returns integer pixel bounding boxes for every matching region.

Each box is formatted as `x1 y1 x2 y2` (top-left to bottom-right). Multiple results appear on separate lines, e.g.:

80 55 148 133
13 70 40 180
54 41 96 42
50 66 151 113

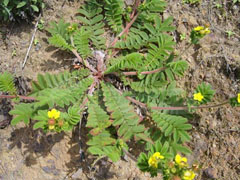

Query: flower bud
58 119 64 127
172 176 181 180
48 118 55 125
171 167 177 173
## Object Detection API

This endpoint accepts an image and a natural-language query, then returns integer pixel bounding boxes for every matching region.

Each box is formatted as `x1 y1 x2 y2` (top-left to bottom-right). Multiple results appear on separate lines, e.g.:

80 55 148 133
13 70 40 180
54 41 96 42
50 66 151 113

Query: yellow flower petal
183 170 196 180
175 154 188 167
194 26 204 31
175 154 181 164
49 125 55 130
193 92 204 102
152 152 164 160
237 93 240 103
182 157 187 163
148 156 158 168
48 109 60 119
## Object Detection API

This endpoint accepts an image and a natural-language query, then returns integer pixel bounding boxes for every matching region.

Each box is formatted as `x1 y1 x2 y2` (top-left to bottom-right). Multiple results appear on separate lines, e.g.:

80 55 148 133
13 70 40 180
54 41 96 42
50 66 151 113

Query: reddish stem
80 79 98 109
110 84 230 111
0 95 36 101
130 0 141 19
72 49 97 73
110 13 139 47
121 67 167 76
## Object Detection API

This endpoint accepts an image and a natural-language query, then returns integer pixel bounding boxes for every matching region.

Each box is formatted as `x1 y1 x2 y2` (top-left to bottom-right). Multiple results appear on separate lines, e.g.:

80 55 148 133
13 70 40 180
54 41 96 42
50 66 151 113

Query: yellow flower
182 170 196 180
148 156 158 168
194 26 204 31
48 125 55 130
193 92 204 102
148 152 164 168
194 26 210 36
175 154 188 167
200 28 211 35
237 93 240 103
152 152 164 160
48 109 60 119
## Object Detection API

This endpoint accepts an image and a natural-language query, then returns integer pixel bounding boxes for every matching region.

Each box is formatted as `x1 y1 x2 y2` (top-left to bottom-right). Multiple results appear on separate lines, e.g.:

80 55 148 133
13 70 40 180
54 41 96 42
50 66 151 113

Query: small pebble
204 168 218 179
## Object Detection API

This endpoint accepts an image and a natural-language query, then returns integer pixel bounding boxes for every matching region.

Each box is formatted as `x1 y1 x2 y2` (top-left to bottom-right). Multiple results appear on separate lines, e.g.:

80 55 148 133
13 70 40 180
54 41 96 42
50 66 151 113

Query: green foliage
152 112 192 142
194 82 215 104
1 0 222 178
73 27 92 58
0 72 17 95
182 0 201 4
48 34 73 51
87 131 122 162
101 82 145 141
115 17 175 50
48 19 70 41
105 52 143 74
138 141 173 177
229 94 240 107
8 70 93 131
31 70 90 95
10 103 34 125
104 0 124 33
233 0 240 3
87 98 112 135
77 1 106 49
0 0 44 21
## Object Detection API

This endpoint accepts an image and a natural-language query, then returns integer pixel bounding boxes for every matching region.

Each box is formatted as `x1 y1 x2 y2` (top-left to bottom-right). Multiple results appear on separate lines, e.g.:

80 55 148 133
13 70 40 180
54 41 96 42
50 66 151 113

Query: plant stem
121 67 167 76
80 79 98 109
110 13 139 47
175 43 193 61
71 49 97 73
113 86 230 111
0 95 36 101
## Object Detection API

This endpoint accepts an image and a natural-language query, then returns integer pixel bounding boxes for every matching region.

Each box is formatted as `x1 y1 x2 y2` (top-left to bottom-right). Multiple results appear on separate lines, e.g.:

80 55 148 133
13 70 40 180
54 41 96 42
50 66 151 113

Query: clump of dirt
0 0 239 180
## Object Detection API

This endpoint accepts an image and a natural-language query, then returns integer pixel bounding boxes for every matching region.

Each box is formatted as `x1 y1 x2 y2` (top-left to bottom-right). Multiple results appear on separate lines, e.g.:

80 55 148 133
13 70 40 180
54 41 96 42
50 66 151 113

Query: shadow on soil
65 124 116 179
7 125 65 166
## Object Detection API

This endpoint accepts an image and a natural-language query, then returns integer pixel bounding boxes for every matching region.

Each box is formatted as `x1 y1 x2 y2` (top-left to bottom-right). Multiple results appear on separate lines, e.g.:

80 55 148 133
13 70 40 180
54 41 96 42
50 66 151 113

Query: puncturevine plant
0 0 239 179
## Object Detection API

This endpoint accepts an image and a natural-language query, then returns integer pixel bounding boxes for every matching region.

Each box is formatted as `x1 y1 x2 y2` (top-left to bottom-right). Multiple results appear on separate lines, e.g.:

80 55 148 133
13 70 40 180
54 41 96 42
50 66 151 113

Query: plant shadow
65 124 116 179
7 124 65 167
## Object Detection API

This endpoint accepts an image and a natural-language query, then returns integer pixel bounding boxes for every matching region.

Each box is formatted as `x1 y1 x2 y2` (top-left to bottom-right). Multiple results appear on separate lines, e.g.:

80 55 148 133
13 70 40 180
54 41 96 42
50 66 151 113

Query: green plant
0 0 238 179
0 0 44 21
225 30 235 38
182 0 201 5
180 33 186 41
233 0 240 4
37 18 45 30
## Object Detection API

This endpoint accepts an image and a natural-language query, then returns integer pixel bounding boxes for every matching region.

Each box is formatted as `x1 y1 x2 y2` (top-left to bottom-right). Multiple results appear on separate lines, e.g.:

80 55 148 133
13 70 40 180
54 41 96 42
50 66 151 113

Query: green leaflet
48 34 72 51
10 103 35 125
47 19 70 41
87 131 121 162
73 27 91 58
34 77 93 108
105 53 144 74
101 82 145 141
87 99 112 135
0 72 17 95
77 0 106 49
30 69 90 96
104 0 124 33
152 112 192 143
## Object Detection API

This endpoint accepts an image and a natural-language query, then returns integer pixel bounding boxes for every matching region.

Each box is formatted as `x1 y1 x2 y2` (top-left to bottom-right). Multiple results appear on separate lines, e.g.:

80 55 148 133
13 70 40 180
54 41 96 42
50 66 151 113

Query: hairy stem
71 49 97 73
114 86 229 111
0 95 36 101
80 79 98 109
110 13 139 47
121 67 167 76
